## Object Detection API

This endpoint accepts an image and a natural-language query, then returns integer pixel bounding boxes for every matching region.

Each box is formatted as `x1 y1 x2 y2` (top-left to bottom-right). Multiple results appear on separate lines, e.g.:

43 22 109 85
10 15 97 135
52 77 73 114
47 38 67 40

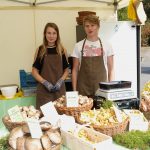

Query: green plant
113 130 150 150
101 100 113 109
118 7 128 21
141 22 150 46
0 136 9 150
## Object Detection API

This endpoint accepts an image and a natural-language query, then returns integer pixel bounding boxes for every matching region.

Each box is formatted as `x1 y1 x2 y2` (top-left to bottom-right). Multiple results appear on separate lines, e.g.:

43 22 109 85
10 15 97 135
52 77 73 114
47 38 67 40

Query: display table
0 127 128 150
0 96 36 129
0 96 129 150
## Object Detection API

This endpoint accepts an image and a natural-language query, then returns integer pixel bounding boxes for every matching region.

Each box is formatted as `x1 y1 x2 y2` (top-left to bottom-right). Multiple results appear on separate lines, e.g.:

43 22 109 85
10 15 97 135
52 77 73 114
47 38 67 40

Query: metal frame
7 0 124 8
136 25 141 100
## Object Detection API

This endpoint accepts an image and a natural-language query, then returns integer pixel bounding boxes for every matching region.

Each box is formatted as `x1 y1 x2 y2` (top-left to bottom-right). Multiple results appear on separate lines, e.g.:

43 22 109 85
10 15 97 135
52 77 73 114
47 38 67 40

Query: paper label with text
27 118 43 139
66 91 79 107
8 105 24 122
40 102 60 125
113 105 123 123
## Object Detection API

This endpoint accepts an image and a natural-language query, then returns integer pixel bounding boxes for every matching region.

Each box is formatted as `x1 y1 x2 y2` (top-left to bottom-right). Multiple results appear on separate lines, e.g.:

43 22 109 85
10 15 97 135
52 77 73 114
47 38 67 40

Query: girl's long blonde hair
39 22 66 60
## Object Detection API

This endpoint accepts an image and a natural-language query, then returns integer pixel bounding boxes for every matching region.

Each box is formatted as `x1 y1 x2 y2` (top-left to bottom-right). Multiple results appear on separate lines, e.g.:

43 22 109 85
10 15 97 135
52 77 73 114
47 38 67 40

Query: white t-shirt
71 38 114 71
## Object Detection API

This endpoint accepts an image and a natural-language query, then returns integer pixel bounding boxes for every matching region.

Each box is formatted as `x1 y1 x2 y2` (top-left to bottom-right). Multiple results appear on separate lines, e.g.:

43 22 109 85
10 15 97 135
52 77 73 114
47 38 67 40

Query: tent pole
113 0 118 20
136 25 141 103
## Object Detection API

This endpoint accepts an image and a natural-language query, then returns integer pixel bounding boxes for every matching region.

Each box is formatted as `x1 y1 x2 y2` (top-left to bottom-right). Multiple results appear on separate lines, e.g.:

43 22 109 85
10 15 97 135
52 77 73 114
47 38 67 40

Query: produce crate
61 125 112 150
19 70 37 88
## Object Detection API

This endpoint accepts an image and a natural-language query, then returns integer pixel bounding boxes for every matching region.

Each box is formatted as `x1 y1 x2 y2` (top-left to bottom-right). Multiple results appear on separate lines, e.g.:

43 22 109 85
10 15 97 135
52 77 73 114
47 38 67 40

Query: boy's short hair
83 15 100 27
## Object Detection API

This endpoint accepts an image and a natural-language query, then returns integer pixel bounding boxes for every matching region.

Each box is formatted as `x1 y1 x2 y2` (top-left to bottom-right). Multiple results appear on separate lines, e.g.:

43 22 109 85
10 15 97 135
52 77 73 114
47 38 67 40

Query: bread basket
54 96 93 118
75 108 129 136
2 115 26 131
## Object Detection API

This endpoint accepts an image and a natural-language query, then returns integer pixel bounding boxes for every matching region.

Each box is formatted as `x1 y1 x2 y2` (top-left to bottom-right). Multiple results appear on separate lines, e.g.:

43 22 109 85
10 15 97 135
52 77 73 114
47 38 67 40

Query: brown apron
36 52 65 109
77 38 107 96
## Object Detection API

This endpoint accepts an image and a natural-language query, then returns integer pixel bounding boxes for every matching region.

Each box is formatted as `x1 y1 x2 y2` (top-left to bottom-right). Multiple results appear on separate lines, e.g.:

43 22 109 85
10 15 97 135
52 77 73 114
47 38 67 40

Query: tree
118 7 128 21
143 0 150 20
118 0 150 46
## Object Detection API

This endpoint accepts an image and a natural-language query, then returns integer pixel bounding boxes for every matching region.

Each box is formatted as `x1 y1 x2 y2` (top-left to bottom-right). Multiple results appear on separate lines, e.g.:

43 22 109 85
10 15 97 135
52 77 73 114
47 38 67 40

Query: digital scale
94 81 140 109
95 88 134 101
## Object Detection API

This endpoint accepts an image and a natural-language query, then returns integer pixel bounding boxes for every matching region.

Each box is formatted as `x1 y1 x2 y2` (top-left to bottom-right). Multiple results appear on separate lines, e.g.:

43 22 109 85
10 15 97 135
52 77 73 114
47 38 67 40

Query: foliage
118 7 128 21
143 0 150 21
101 100 113 109
118 0 150 21
118 0 150 46
113 130 150 150
141 22 150 46
0 136 9 150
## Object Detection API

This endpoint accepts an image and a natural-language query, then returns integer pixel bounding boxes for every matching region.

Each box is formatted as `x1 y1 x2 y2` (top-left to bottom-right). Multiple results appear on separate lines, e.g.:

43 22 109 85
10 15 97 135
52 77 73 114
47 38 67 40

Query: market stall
0 0 149 149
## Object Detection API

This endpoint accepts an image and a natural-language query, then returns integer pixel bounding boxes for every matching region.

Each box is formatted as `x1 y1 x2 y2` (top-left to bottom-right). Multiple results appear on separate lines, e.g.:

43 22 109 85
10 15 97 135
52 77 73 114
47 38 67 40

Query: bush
141 22 150 46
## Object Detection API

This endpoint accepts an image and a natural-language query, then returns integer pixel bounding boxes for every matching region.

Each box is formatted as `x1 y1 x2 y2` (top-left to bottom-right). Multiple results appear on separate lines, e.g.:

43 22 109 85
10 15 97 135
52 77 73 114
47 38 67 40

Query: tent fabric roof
1 0 130 9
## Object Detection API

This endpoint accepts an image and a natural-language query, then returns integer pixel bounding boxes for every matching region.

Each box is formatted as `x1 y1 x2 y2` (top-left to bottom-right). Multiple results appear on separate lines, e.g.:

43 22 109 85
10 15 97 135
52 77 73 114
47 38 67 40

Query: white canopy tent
0 0 129 8
0 0 134 88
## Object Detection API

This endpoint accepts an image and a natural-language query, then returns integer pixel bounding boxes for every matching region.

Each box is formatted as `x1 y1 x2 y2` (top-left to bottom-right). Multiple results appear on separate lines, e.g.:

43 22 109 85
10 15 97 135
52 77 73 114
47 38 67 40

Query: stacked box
19 70 37 96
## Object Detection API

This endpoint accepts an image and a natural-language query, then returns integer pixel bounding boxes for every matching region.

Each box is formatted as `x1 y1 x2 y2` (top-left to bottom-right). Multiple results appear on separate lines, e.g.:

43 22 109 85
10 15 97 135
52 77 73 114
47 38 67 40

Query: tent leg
136 25 141 105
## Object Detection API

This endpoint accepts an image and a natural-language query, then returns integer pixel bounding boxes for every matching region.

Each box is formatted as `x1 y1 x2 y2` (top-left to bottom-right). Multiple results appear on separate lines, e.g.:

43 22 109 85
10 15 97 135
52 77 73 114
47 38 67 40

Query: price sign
8 105 24 122
66 91 79 107
40 102 60 126
27 118 43 139
113 105 123 123
60 115 76 131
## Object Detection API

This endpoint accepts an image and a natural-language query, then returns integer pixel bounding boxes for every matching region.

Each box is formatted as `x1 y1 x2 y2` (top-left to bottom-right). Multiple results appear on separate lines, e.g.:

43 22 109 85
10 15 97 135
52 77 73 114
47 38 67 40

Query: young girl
32 22 69 109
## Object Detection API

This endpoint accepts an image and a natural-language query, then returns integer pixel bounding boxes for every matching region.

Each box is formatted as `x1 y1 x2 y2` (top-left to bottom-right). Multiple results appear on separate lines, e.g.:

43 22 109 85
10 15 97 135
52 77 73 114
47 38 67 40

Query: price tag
40 102 60 126
113 105 123 123
129 114 148 131
60 115 76 131
27 118 43 139
66 91 79 107
8 105 24 122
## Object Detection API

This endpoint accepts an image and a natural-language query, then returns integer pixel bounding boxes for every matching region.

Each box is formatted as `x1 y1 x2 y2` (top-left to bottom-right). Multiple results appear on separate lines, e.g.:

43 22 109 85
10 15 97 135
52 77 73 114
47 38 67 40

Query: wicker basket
141 111 150 121
54 99 93 118
76 116 129 136
2 115 26 131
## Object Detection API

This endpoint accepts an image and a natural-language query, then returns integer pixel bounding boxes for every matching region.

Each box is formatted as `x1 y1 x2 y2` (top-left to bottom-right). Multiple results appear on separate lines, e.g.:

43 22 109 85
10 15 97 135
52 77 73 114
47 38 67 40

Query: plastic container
1 86 17 98
19 70 37 88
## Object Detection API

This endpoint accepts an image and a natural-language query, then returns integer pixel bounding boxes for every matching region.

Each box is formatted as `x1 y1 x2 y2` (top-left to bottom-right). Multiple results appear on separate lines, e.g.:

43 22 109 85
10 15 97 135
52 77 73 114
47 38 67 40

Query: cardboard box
61 125 112 150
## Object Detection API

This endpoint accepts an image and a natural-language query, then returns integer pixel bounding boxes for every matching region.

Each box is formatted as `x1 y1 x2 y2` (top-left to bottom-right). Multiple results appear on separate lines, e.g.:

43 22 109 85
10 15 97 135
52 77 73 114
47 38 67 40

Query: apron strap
98 38 104 56
81 38 86 57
